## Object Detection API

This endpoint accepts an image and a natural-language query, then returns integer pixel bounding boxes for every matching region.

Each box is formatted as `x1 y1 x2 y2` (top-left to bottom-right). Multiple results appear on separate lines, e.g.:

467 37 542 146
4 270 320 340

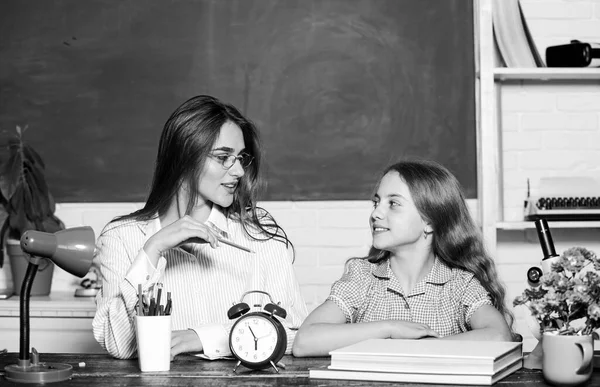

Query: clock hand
248 326 258 350
248 326 258 340
256 328 276 341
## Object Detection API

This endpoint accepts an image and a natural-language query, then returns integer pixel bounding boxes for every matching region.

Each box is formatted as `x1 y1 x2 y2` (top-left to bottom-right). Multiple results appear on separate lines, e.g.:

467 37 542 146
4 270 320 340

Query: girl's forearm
293 321 390 357
439 327 512 342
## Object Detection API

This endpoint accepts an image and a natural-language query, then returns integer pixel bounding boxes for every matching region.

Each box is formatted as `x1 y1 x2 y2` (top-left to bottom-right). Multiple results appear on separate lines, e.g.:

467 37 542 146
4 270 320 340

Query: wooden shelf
494 68 600 81
497 221 600 230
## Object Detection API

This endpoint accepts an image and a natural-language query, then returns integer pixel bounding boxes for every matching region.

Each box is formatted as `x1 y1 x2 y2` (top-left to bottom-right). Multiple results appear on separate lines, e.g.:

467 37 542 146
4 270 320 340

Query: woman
293 159 514 357
92 95 307 360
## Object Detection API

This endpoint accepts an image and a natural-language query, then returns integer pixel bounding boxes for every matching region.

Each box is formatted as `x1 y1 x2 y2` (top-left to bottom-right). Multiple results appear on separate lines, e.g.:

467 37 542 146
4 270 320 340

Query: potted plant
514 246 600 385
0 125 64 296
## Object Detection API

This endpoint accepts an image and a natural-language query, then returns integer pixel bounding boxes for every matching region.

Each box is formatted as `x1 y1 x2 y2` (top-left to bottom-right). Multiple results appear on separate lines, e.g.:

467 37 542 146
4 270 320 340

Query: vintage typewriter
524 177 600 221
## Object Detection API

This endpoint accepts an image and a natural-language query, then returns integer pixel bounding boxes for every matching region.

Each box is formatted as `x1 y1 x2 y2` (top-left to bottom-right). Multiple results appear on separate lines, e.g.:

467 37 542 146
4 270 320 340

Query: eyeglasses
209 152 254 170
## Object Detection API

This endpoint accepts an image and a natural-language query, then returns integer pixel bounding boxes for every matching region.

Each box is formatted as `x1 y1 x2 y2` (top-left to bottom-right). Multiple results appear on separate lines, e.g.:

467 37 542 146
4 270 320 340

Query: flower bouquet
514 247 600 336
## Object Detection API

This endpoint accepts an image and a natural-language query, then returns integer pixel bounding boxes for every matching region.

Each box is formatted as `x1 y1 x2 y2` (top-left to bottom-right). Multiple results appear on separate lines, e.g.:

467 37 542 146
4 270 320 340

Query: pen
156 287 162 311
149 298 156 316
164 292 172 316
217 236 255 254
137 284 143 316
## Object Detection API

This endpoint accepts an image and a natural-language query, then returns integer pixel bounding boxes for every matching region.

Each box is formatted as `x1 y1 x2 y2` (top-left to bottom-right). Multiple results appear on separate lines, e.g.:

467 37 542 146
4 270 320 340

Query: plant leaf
21 178 36 226
8 185 34 233
0 143 11 203
41 215 63 233
1 125 64 236
48 192 56 215
23 143 45 170
25 167 53 225
0 139 23 202
0 216 9 268
24 160 51 217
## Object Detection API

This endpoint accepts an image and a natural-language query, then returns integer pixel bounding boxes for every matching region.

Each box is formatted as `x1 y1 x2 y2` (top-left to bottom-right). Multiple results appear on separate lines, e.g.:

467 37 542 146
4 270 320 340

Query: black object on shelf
546 40 600 67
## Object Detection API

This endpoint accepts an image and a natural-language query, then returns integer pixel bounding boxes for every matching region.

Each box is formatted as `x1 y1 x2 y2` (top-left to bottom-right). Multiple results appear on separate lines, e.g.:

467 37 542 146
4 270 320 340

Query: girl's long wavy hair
112 95 291 251
366 159 514 333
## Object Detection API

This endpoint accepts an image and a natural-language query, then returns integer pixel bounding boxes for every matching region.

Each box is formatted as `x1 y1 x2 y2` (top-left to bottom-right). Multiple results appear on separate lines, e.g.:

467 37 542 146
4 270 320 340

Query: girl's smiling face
370 171 430 253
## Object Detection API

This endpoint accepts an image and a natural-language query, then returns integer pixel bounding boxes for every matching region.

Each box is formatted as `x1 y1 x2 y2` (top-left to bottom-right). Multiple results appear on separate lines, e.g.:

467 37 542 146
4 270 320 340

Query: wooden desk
1 353 598 386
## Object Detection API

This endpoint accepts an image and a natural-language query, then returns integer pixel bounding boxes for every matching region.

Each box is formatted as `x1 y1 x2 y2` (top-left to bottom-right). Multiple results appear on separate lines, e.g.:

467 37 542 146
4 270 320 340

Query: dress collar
372 256 453 285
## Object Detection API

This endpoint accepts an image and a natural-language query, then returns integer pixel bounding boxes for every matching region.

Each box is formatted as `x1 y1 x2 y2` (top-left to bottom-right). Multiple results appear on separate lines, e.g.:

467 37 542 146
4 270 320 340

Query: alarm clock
227 290 287 373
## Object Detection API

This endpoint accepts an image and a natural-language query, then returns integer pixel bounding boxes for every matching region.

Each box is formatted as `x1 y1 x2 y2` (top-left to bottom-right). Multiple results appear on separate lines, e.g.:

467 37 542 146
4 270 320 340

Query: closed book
310 358 523 385
492 0 539 67
329 339 522 375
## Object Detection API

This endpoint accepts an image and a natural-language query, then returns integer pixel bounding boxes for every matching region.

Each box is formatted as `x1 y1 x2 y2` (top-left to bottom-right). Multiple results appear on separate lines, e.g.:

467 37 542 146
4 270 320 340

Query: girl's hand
171 329 203 360
388 320 440 339
143 215 220 263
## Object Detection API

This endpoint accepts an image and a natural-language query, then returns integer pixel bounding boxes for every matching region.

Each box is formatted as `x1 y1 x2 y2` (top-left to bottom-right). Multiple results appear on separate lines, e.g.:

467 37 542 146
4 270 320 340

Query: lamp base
5 362 73 383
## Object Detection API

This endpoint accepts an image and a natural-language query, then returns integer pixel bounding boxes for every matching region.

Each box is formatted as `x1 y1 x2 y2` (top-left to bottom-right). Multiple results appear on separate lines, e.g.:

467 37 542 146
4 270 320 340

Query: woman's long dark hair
113 95 290 249
366 159 514 333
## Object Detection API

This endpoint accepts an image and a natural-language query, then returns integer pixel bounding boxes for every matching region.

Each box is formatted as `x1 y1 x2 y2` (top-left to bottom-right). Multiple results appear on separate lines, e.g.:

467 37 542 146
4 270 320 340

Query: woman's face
196 121 246 208
370 171 428 253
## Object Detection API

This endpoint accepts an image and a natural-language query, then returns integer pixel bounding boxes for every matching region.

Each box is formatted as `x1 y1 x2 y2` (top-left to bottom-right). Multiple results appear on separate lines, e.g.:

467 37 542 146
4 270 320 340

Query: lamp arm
19 259 40 362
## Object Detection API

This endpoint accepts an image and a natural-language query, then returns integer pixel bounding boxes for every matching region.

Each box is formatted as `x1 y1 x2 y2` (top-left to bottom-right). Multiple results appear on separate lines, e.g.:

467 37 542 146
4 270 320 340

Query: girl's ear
421 218 433 233
422 220 434 237
422 222 434 240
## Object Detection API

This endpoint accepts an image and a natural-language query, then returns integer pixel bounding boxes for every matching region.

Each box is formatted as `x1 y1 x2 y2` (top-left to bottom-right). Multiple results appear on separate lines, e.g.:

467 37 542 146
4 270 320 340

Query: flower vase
542 332 594 386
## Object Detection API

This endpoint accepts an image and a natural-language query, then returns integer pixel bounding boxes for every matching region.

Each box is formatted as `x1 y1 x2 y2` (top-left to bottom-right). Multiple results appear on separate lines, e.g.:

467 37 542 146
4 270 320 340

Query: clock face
230 313 280 364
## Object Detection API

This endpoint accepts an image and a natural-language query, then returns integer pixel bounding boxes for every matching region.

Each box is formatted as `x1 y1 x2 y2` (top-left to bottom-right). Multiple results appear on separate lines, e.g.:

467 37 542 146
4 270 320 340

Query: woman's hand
171 329 203 360
387 320 440 339
143 215 220 264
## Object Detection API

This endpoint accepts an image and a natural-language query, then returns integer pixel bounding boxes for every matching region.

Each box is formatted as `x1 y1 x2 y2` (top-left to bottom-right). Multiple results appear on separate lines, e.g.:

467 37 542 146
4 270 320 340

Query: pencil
217 236 255 254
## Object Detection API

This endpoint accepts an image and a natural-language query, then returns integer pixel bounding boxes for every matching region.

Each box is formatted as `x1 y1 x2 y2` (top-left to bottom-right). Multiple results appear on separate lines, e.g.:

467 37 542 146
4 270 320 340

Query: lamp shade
20 226 95 278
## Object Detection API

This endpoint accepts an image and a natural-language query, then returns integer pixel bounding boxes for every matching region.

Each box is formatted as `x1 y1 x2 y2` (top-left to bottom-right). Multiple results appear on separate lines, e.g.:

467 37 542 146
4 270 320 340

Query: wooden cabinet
0 292 103 354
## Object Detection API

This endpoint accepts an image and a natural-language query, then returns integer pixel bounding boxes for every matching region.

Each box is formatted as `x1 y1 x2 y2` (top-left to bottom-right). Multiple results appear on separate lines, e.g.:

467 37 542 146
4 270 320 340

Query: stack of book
309 339 523 385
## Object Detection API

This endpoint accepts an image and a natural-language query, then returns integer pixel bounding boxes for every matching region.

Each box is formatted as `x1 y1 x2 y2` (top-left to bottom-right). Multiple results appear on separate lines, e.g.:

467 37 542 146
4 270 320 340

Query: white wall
1 0 599 352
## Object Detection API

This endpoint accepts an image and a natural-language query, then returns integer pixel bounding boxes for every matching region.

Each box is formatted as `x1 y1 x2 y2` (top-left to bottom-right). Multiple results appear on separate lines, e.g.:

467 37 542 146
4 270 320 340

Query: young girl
293 160 514 357
92 95 307 360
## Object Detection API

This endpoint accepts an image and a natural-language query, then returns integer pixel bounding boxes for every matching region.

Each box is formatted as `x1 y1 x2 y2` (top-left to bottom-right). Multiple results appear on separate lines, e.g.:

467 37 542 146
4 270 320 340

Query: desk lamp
4 226 95 384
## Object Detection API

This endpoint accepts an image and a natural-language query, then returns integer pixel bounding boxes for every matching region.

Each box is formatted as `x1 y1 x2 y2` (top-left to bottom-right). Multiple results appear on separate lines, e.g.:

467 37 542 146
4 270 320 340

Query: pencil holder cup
135 315 171 372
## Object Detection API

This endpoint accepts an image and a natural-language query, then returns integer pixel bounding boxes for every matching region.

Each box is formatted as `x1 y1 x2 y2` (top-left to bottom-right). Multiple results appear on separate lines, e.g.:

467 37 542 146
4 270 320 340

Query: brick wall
497 0 600 350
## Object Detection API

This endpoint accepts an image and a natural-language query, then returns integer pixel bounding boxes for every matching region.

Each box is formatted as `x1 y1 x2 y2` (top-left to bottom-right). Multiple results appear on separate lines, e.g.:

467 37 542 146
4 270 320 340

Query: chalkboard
0 0 476 202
